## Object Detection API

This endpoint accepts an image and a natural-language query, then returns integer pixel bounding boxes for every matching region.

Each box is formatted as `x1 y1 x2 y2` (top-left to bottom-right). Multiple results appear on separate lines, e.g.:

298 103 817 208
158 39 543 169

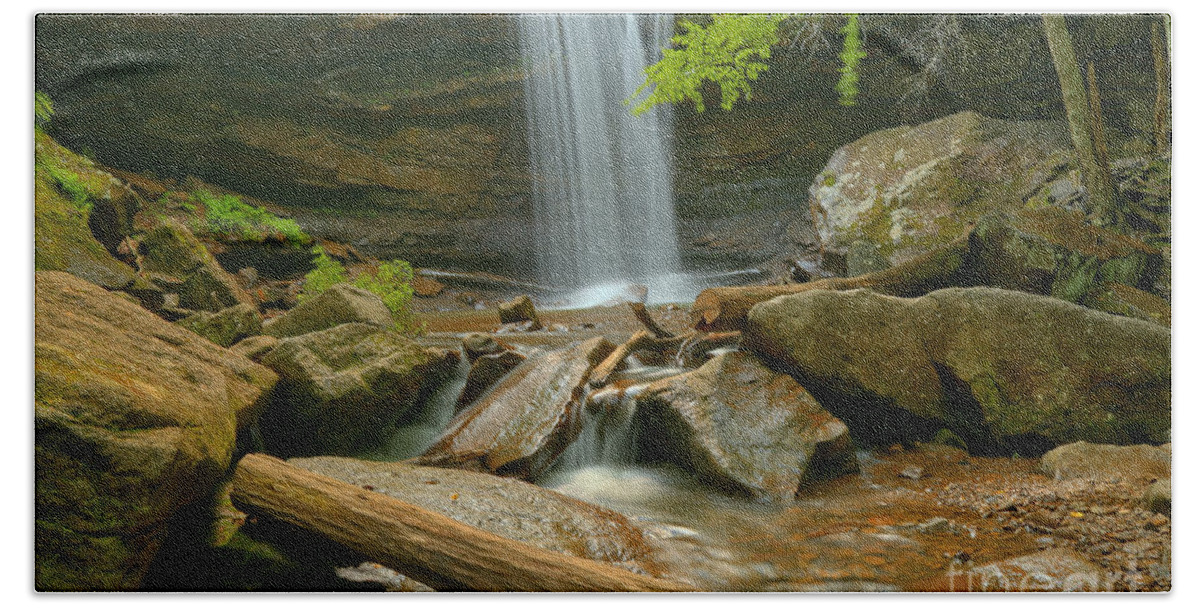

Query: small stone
899 465 924 480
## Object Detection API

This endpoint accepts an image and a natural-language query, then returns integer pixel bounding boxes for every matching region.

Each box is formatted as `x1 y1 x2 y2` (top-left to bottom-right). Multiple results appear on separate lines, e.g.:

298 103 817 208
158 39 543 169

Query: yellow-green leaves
836 14 867 106
628 13 788 116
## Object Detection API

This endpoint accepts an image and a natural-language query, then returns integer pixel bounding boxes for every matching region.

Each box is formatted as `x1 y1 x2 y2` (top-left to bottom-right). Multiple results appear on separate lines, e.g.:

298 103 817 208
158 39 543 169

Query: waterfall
519 14 693 305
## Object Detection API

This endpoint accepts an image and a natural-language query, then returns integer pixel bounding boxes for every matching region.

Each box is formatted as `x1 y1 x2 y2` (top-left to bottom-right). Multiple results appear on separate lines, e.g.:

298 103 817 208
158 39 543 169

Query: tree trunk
589 330 655 387
690 234 971 331
230 453 692 592
627 302 674 338
1085 62 1112 180
1042 14 1116 223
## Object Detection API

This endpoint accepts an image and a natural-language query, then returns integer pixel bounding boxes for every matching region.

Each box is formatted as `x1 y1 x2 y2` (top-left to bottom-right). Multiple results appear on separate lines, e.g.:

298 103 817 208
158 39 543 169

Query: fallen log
677 331 742 368
691 234 971 332
230 453 691 592
588 330 654 388
628 302 674 338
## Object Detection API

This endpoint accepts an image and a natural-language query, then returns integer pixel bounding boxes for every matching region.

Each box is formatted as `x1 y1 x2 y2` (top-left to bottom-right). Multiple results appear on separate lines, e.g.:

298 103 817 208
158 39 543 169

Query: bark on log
691 235 970 331
627 302 674 338
230 454 691 592
588 330 655 388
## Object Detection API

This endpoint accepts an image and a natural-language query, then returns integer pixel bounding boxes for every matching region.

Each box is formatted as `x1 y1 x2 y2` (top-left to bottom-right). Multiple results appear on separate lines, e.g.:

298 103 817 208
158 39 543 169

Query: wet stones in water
414 337 615 479
634 351 858 502
456 349 527 414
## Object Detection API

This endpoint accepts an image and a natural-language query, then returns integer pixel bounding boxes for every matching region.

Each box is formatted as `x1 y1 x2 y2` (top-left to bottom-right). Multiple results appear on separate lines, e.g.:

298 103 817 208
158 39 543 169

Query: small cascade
359 354 472 461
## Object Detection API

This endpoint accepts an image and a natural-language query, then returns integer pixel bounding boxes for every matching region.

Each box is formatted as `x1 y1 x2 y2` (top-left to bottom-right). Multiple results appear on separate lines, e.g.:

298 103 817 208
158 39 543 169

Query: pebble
899 466 924 480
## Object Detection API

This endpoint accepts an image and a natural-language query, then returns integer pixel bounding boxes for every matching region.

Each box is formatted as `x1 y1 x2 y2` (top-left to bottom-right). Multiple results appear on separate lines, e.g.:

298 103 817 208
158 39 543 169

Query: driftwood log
690 235 970 332
627 302 674 338
230 454 691 592
588 330 655 388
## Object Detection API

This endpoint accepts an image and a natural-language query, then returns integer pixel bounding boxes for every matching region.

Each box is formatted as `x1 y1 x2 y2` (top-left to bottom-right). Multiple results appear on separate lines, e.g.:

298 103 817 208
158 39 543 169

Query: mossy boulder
634 351 857 502
35 271 277 590
139 218 215 276
809 112 1071 268
258 323 460 456
176 303 263 347
746 287 1170 454
414 337 616 479
262 283 394 338
35 151 138 292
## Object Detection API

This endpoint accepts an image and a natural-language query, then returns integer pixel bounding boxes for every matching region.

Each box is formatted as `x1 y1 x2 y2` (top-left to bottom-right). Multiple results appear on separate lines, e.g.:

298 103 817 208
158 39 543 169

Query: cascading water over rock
518 14 695 306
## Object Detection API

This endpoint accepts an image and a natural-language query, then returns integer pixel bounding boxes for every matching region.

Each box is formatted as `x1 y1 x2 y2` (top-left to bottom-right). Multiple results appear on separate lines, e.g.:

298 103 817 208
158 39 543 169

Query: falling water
519 14 693 305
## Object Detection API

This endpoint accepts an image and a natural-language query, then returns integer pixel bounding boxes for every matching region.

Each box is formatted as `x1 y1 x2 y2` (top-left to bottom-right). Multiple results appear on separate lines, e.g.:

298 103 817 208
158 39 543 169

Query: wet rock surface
1039 441 1170 483
634 351 857 502
262 283 394 338
259 323 459 456
414 337 615 478
288 456 666 577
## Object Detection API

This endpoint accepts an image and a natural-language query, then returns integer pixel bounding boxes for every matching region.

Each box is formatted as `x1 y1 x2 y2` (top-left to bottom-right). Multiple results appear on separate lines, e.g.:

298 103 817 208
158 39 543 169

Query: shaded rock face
136 217 256 313
37 15 1164 277
36 14 537 276
288 456 664 576
262 283 393 338
35 132 141 293
968 208 1164 306
809 111 1072 268
1039 441 1170 483
414 337 616 478
746 287 1170 455
34 271 277 590
259 322 460 457
635 351 857 502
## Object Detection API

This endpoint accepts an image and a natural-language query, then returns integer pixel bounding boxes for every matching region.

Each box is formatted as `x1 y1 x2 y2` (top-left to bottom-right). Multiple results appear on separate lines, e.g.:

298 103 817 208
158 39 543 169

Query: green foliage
35 91 54 125
628 13 788 116
298 248 422 334
43 163 91 213
354 259 421 334
193 190 309 246
836 15 867 106
298 246 349 303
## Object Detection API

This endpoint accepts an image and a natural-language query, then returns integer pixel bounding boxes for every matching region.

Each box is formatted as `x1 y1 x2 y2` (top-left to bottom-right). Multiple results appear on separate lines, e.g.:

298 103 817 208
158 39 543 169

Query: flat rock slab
414 337 615 478
636 351 857 502
289 456 663 576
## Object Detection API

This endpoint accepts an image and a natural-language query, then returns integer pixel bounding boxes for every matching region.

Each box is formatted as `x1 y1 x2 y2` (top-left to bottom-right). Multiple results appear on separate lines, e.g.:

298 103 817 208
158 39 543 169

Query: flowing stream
518 14 692 303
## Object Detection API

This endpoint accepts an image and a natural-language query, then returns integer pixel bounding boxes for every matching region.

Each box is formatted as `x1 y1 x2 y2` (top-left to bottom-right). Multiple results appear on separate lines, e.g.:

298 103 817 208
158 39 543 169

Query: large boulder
289 456 664 576
35 271 277 590
746 287 1170 454
136 217 256 313
259 323 460 456
262 283 394 338
414 337 616 478
455 349 527 414
809 111 1072 271
634 351 857 502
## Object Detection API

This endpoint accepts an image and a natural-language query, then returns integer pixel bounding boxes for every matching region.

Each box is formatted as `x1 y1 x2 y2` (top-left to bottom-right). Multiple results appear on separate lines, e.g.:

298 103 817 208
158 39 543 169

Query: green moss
353 259 421 334
192 190 309 246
